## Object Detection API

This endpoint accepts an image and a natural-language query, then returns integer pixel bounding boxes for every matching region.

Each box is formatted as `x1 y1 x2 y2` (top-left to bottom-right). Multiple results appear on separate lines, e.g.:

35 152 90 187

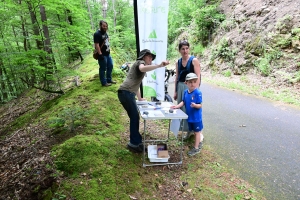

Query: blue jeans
118 90 142 146
98 55 113 85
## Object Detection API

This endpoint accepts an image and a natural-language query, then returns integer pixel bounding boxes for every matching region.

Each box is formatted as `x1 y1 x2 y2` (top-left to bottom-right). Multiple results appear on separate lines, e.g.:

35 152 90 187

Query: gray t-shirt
119 60 145 94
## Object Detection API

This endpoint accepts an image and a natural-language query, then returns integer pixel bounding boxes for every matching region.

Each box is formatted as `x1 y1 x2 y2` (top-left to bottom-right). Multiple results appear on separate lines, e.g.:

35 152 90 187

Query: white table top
137 101 188 120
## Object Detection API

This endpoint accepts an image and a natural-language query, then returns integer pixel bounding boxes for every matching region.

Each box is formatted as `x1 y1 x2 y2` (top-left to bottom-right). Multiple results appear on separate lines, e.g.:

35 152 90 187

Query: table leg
142 119 146 166
180 120 184 162
142 119 185 167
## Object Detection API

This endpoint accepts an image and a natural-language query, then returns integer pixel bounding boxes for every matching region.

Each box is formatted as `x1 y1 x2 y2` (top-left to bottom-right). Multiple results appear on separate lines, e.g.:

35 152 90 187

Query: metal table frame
137 102 188 167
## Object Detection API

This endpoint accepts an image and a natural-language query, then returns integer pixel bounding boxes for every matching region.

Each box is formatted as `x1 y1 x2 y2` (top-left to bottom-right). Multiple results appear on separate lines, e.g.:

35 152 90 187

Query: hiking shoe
187 147 201 156
127 144 142 153
138 143 147 152
198 139 204 150
183 131 193 140
102 83 112 87
108 80 117 84
127 143 147 153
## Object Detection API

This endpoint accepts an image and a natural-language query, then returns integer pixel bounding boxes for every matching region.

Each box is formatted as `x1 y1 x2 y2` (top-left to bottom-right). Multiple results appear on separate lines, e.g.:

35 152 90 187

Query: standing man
93 20 116 86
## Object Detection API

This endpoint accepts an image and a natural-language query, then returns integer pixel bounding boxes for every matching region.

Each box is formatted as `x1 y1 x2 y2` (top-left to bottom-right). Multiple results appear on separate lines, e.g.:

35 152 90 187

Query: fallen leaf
129 195 137 199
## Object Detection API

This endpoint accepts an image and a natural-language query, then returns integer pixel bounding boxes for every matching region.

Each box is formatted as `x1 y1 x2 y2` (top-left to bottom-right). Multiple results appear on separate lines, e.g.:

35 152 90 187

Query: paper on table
170 119 181 138
148 110 165 117
136 100 148 105
138 105 156 110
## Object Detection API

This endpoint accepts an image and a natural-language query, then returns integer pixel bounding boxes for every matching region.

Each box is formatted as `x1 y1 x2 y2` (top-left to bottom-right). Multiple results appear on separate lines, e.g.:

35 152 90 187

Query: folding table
137 101 188 167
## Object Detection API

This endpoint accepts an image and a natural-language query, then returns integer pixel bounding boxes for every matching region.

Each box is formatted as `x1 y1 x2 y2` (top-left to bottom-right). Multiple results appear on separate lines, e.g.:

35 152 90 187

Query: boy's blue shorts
188 121 203 132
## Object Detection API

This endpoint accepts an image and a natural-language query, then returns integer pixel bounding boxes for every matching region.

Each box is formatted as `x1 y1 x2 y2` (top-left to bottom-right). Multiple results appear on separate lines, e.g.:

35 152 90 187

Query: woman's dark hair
99 20 108 26
178 40 190 50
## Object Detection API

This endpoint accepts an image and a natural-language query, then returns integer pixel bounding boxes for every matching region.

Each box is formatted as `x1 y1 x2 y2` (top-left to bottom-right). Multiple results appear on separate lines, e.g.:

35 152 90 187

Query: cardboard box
158 150 169 158
157 144 169 158
148 145 170 162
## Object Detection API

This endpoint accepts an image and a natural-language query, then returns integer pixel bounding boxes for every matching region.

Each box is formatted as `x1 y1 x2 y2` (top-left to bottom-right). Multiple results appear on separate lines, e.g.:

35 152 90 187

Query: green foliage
253 48 282 76
51 134 144 199
104 1 136 63
254 57 271 76
222 70 232 77
52 135 112 175
59 106 87 133
0 0 92 102
192 5 225 46
220 18 237 32
274 35 292 49
168 0 224 50
292 28 300 35
245 36 265 56
212 38 237 62
52 192 66 200
46 106 88 133
291 71 300 83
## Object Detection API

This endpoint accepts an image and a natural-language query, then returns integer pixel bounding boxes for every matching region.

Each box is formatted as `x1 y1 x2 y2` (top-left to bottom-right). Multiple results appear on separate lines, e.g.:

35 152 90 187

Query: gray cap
185 73 198 81
137 49 156 61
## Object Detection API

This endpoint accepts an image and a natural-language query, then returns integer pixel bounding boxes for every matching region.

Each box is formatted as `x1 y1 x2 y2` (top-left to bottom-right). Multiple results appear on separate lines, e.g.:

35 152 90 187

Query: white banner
137 0 169 100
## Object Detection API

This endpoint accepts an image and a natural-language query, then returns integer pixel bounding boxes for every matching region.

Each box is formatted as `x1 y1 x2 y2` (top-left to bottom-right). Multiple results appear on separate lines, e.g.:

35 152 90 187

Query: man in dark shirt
93 20 116 86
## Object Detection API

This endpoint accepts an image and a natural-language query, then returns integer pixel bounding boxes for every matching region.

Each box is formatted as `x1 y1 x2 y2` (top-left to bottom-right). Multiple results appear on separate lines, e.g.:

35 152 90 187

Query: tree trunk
39 5 56 89
102 0 108 18
27 2 43 50
112 0 116 27
86 0 94 30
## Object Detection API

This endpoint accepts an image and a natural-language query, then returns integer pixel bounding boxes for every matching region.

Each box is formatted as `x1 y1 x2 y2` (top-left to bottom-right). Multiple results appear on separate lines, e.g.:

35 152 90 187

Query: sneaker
102 83 112 87
187 147 201 156
108 80 117 84
127 143 147 153
198 138 204 150
183 131 193 140
138 143 147 152
127 143 142 153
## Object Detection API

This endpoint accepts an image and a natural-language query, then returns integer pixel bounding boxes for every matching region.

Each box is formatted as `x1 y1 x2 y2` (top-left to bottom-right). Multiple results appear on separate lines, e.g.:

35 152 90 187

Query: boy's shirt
182 89 202 123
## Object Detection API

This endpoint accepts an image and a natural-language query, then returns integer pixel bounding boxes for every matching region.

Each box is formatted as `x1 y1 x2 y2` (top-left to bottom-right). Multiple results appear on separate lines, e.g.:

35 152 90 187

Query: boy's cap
137 49 156 61
185 73 198 81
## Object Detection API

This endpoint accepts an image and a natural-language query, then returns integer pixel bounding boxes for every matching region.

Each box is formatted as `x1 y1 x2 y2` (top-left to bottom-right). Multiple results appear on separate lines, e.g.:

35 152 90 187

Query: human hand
160 60 170 67
98 54 104 60
173 93 177 101
171 105 177 109
190 102 196 108
138 98 146 101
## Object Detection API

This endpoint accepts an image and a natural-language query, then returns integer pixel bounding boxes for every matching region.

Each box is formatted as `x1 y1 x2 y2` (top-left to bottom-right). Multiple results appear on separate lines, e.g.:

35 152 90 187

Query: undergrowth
45 54 266 199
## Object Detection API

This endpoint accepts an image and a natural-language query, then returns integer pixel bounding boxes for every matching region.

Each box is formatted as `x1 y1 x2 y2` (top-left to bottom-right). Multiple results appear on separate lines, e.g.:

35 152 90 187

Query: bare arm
136 89 146 101
190 102 202 109
174 61 179 100
139 61 170 72
171 101 184 109
95 43 102 55
192 58 201 87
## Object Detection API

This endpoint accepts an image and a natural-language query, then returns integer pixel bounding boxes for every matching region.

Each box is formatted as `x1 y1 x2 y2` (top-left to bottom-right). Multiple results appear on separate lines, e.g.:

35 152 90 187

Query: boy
171 73 204 156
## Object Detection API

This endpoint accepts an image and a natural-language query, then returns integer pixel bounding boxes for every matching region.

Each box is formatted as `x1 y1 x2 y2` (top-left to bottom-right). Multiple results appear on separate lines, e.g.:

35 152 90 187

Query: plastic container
148 145 170 162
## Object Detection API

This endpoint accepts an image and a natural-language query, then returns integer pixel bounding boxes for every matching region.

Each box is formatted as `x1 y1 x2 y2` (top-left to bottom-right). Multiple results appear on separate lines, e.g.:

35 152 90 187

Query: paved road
167 77 300 200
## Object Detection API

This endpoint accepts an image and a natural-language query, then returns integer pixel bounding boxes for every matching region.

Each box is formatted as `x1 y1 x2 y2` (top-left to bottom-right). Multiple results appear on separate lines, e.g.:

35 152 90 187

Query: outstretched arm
171 101 184 109
139 61 170 72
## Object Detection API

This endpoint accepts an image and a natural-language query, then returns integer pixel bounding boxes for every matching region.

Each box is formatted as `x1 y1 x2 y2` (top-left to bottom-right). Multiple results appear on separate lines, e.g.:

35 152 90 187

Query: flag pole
133 0 143 98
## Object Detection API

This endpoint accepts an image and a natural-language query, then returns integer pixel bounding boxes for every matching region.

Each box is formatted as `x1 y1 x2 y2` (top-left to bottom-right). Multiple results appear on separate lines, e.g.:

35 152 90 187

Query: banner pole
133 0 143 98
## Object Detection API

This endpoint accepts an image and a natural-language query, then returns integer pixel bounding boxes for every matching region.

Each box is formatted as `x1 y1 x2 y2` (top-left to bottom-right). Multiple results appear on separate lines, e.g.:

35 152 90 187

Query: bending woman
118 49 170 153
